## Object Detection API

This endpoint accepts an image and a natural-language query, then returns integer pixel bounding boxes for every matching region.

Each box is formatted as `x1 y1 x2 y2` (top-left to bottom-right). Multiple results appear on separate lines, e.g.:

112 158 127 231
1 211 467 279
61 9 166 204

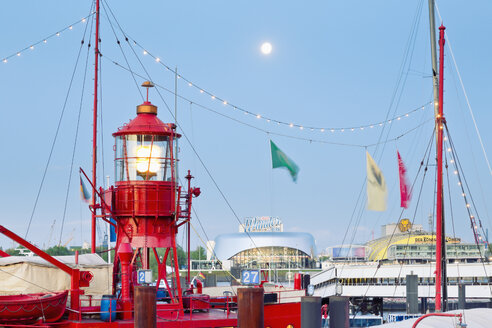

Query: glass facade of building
387 243 486 263
229 246 315 269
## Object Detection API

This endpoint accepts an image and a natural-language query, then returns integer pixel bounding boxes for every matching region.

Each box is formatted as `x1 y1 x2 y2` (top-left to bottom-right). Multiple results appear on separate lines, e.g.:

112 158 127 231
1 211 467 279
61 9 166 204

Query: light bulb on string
143 50 147 55
155 57 160 62
30 46 34 50
56 32 60 36
69 26 73 30
133 45 430 134
256 114 261 119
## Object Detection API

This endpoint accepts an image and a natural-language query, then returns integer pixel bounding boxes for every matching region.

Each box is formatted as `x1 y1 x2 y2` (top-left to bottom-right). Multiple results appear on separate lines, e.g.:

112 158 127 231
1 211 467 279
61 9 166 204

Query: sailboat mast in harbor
91 0 101 253
435 23 447 312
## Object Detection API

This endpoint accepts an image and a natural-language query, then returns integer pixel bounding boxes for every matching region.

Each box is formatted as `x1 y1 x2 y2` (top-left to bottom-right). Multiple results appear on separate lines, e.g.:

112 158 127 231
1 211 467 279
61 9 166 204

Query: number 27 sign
241 270 260 285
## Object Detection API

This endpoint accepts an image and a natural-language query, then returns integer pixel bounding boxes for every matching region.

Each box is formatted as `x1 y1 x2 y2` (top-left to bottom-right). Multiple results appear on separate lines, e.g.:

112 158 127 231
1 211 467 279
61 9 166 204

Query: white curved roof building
211 217 316 270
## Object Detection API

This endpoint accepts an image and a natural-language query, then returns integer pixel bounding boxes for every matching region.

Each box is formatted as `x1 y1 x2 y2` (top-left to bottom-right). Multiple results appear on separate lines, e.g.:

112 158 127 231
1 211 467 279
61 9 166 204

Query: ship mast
91 0 101 253
428 0 440 120
435 24 446 312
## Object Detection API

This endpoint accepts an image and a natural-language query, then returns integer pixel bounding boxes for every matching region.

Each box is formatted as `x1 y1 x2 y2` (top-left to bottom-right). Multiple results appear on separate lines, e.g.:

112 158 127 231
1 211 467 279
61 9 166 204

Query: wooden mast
91 0 100 253
435 23 446 312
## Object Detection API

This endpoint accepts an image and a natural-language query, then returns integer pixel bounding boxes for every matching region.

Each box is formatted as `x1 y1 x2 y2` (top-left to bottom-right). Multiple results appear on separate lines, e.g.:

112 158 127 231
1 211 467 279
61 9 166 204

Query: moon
260 42 273 55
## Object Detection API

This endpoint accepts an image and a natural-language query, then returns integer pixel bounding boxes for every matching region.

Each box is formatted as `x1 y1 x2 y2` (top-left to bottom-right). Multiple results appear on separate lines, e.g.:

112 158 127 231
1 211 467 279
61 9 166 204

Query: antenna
141 81 154 102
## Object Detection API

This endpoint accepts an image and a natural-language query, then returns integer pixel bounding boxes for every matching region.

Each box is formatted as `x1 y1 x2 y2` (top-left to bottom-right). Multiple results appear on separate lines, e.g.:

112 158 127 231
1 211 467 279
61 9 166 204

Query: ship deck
58 309 237 328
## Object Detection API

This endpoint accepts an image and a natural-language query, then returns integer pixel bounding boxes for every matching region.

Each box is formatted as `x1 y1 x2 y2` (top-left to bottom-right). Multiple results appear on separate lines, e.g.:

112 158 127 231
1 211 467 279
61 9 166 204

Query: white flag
366 151 387 211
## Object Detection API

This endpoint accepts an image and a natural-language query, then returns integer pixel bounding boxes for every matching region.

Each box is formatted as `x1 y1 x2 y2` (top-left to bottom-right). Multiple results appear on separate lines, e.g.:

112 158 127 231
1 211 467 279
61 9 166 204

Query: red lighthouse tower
108 81 198 318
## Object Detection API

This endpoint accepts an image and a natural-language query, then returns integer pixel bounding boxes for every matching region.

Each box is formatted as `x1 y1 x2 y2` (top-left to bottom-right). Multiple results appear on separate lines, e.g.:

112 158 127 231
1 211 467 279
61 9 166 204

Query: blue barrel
100 295 117 322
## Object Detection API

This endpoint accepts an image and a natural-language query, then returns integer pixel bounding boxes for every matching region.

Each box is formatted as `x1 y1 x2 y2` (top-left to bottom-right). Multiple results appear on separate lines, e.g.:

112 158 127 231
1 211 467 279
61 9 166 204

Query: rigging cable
101 0 427 135
446 125 488 244
445 124 492 296
25 3 95 240
329 0 427 299
1 13 95 64
103 56 433 149
444 143 462 287
99 0 276 280
99 0 144 101
58 6 95 245
435 3 492 177
390 130 436 297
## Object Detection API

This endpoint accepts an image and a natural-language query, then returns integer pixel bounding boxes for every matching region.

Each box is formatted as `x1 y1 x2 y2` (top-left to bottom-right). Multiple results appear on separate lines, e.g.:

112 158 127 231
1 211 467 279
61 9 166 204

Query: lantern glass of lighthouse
115 134 171 182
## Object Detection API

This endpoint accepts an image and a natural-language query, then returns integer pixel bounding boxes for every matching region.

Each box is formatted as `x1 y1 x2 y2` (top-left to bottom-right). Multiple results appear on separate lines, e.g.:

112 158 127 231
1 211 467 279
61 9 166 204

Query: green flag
270 140 300 182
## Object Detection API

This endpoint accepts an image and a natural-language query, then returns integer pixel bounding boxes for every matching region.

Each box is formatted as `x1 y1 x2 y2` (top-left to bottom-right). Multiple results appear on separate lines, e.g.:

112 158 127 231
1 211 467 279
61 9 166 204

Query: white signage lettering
241 216 283 232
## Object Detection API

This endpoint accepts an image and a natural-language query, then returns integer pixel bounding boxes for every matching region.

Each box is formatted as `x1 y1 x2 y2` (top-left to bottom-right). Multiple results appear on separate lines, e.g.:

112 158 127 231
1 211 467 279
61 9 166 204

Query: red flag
397 150 411 208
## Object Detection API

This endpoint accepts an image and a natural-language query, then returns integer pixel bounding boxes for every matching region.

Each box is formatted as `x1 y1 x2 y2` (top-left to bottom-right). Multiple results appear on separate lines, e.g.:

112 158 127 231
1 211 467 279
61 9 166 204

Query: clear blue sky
0 1 491 253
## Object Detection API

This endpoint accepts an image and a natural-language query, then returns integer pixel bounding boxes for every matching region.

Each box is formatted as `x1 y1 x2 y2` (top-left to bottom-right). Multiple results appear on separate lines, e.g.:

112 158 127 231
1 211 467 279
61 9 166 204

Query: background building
210 216 316 270
366 220 487 263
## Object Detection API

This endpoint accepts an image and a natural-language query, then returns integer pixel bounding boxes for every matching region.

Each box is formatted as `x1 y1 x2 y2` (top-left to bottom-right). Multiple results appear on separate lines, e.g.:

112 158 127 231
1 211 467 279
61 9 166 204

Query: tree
45 246 73 256
190 246 206 261
5 247 21 256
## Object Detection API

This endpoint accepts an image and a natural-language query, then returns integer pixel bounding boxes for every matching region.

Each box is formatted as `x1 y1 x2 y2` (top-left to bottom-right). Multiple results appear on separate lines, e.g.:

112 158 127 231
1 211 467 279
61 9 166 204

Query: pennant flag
80 176 91 203
397 150 411 208
366 151 387 211
270 140 300 182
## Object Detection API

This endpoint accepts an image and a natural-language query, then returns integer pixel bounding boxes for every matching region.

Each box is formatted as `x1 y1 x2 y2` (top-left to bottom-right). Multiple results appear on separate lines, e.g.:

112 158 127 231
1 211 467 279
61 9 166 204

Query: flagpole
106 175 111 264
268 138 274 218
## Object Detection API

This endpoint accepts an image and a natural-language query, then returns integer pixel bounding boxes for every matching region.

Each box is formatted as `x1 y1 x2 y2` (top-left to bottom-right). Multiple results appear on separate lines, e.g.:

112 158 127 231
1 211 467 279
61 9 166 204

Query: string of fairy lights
3 5 487 250
1 13 95 64
104 54 433 148
1 17 431 137
444 128 488 245
131 39 432 134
